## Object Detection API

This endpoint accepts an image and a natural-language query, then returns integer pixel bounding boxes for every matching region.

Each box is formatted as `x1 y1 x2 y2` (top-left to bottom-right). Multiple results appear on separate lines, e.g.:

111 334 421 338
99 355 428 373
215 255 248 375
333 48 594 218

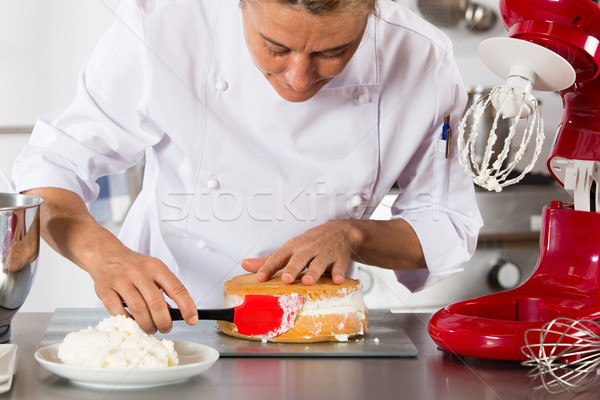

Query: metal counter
4 311 598 399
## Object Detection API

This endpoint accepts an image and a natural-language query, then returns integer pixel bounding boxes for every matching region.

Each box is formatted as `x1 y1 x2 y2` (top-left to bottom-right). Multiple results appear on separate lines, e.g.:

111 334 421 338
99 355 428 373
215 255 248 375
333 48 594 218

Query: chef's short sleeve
12 1 161 202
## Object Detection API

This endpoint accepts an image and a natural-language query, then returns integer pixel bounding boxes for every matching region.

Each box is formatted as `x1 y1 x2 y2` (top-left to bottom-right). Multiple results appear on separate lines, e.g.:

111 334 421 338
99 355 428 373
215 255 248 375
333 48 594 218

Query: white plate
35 340 219 390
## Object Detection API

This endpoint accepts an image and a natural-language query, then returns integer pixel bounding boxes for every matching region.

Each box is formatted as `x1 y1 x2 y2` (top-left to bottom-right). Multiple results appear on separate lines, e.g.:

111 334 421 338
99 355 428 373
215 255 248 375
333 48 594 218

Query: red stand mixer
428 0 600 361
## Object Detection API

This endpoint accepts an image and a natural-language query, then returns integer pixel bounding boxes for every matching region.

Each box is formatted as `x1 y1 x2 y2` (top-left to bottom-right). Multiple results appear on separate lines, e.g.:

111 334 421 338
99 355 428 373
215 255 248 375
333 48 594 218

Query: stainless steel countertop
4 312 596 399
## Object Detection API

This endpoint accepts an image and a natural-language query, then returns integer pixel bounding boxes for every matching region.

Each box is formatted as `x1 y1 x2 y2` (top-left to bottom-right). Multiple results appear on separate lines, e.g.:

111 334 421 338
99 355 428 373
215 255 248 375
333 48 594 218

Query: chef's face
241 1 369 102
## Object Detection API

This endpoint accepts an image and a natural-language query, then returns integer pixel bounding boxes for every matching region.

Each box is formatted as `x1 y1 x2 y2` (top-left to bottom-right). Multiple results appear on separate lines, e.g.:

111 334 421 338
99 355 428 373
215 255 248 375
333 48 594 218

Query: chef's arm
22 187 198 333
347 218 427 270
242 218 425 285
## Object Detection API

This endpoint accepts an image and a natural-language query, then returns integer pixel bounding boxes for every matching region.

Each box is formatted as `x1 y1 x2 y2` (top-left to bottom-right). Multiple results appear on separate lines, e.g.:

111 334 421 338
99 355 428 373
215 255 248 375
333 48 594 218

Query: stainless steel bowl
417 0 497 32
417 0 467 27
0 193 43 342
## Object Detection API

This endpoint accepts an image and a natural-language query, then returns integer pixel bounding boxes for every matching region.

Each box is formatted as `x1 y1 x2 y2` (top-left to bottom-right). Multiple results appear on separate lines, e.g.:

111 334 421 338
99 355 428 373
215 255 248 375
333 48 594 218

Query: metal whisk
522 318 600 394
457 80 544 192
457 37 577 192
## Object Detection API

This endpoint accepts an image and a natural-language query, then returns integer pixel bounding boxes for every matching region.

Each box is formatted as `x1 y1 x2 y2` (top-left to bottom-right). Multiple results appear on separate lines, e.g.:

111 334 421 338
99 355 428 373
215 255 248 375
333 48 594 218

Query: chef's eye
264 43 289 57
319 50 344 60
320 52 342 60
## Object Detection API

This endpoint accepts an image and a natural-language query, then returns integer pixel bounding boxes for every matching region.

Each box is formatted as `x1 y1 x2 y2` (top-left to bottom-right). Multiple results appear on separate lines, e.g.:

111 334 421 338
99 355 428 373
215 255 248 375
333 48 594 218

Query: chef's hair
240 0 377 15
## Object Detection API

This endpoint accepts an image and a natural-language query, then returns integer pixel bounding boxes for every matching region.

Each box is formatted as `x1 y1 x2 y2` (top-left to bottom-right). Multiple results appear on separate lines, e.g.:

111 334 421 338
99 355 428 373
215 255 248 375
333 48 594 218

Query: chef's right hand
87 244 198 334
22 187 198 335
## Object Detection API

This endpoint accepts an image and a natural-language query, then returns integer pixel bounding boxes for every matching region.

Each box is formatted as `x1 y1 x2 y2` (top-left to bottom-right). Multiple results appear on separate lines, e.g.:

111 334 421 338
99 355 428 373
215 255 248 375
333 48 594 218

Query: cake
58 315 178 369
218 273 368 342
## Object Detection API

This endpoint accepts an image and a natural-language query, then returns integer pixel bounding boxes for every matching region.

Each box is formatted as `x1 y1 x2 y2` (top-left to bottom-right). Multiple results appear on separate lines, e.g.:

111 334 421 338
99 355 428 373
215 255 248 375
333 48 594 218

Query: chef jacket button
197 240 207 249
216 80 229 92
207 178 220 190
358 93 370 104
351 195 366 208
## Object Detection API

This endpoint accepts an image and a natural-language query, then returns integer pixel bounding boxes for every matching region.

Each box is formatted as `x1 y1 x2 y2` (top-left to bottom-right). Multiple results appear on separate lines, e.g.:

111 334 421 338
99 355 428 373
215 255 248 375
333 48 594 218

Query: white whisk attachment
457 37 576 192
522 318 600 394
490 73 537 119
457 74 544 192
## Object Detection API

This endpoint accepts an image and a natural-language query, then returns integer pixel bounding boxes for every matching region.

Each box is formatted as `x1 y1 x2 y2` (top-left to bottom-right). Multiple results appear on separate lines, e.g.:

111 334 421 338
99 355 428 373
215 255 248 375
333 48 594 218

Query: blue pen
442 113 452 158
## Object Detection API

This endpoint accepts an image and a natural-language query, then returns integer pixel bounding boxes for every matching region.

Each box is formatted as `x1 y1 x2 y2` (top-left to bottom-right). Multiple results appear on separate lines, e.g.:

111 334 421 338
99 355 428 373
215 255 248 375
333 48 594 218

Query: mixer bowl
0 193 43 342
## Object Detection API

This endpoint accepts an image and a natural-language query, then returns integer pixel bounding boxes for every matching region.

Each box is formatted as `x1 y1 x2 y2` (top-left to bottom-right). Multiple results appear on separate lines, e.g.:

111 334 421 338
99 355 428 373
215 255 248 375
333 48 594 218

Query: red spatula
126 295 303 339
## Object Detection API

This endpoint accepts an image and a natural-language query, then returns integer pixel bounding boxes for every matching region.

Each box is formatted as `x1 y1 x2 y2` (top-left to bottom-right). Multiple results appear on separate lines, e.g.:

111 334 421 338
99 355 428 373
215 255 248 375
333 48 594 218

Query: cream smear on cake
222 289 366 317
222 285 368 341
249 294 302 339
298 289 367 317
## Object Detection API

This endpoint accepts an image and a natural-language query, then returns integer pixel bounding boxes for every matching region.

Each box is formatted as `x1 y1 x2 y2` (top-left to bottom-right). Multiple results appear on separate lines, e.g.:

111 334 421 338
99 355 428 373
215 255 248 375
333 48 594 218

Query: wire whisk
522 318 600 394
457 82 544 192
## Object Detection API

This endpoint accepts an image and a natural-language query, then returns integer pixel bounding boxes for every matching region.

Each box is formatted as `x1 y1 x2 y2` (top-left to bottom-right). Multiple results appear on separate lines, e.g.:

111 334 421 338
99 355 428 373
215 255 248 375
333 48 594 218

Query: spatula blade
233 294 302 339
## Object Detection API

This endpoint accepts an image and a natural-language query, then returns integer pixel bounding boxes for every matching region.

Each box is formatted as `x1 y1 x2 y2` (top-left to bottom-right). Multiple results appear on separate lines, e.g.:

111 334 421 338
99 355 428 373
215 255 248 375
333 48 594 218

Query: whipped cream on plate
58 315 178 369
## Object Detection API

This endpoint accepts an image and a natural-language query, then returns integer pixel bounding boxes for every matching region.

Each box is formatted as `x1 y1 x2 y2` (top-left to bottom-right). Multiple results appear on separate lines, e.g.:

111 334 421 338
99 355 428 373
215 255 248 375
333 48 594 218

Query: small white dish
35 340 219 390
0 344 17 394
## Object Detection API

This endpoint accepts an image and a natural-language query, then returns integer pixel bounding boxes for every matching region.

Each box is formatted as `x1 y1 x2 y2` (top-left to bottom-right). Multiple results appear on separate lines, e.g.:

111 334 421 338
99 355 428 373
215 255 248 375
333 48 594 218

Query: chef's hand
241 220 361 285
88 243 199 334
22 187 198 335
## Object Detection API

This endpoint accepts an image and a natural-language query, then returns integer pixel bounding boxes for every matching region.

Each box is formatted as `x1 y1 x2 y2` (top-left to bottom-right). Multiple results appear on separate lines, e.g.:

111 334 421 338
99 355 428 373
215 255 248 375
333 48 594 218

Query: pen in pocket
442 113 452 158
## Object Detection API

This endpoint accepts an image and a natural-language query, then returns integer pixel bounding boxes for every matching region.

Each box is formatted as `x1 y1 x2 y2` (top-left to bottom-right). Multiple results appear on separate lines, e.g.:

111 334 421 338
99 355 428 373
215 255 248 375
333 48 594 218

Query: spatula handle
168 307 235 323
122 302 235 323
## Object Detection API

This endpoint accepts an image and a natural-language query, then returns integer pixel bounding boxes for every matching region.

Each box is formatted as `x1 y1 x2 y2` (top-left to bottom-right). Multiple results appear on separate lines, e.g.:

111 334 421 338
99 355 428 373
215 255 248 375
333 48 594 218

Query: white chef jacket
13 0 482 307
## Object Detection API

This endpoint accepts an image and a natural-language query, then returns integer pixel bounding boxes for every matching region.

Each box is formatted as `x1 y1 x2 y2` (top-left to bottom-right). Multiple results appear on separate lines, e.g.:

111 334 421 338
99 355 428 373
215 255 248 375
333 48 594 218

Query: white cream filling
223 289 366 318
223 288 367 341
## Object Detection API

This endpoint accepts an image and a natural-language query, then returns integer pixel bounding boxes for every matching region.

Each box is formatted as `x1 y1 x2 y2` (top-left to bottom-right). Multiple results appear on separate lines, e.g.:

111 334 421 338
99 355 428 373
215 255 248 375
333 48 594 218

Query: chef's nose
284 55 315 92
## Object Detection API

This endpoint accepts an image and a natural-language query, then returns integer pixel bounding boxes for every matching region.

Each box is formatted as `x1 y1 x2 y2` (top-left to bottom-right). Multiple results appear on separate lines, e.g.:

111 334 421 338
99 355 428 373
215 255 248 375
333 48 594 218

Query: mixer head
457 38 576 192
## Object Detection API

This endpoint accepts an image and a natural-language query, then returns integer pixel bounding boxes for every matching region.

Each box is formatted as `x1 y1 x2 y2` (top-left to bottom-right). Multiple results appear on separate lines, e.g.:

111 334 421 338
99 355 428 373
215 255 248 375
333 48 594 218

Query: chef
12 0 482 334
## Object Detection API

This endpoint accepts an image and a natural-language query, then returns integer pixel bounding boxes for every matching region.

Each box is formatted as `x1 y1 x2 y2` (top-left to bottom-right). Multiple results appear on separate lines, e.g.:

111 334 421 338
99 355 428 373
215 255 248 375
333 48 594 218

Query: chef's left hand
241 220 361 285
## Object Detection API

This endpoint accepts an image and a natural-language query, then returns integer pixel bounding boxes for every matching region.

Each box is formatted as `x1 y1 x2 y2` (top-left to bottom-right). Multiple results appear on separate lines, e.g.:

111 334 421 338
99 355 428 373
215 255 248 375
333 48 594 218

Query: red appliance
428 0 600 360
